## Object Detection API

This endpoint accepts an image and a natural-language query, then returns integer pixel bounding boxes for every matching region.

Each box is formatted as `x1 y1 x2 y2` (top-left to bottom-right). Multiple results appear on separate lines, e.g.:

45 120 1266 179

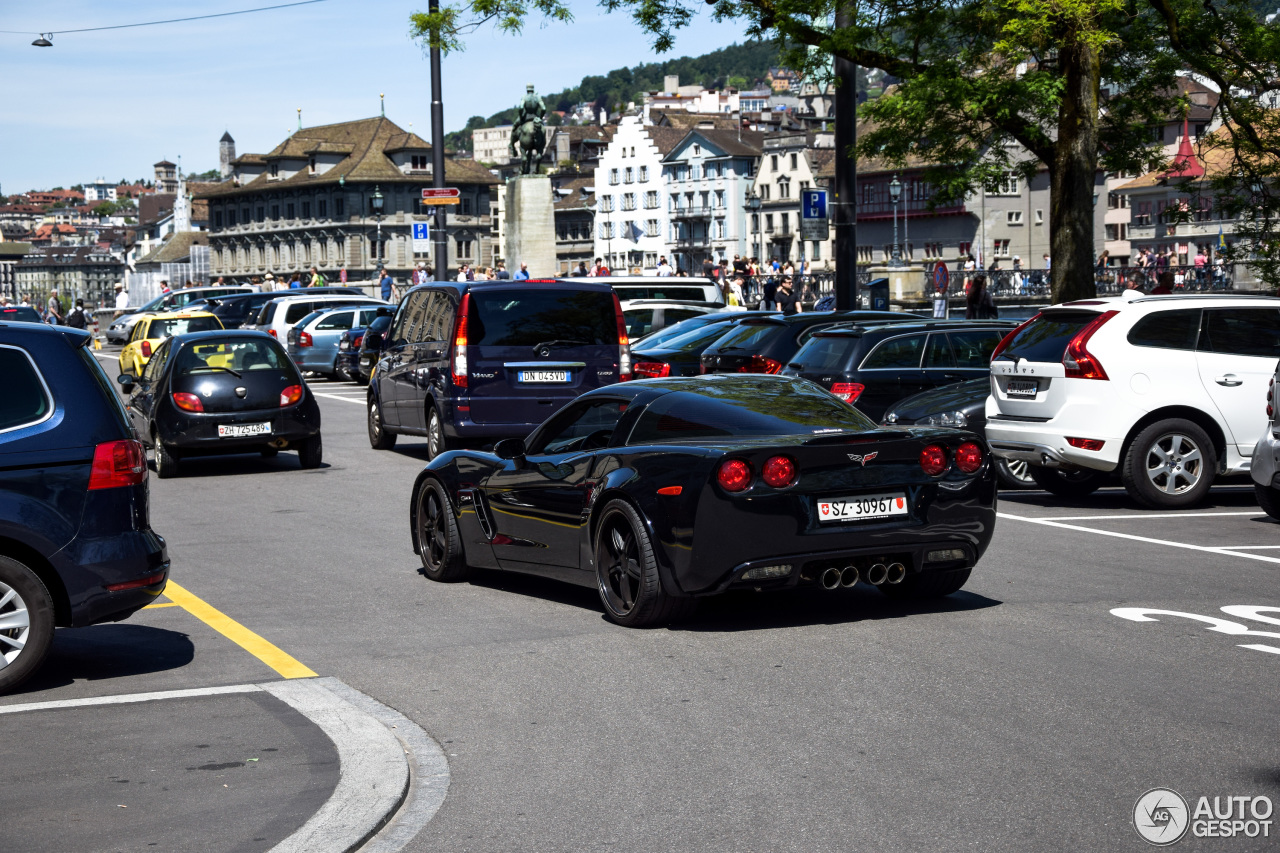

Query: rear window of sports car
629 387 875 442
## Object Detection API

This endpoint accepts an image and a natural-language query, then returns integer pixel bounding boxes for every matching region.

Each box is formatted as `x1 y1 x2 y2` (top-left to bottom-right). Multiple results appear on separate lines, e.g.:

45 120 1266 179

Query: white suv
985 292 1280 508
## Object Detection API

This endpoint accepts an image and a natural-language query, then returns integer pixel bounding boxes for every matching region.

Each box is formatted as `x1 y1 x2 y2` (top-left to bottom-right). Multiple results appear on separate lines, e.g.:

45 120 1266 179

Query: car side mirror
494 438 527 460
116 373 135 386
364 331 384 350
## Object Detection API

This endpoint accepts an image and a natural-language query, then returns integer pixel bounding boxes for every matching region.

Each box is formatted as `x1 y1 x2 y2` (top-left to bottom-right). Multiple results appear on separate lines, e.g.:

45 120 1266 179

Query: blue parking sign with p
412 223 431 240
802 189 827 220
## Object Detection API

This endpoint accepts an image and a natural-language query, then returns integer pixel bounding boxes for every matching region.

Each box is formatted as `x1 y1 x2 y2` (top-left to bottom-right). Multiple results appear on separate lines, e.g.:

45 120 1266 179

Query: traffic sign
412 222 431 252
800 189 829 241
422 188 460 205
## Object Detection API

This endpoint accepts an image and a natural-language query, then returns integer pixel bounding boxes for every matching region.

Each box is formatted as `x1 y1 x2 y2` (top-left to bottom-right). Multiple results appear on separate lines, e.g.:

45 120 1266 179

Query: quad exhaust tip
819 567 842 590
864 563 889 586
839 566 859 588
885 562 906 585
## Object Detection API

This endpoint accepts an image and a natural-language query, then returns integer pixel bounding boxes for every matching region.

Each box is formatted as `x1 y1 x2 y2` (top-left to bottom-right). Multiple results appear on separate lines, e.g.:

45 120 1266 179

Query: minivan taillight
612 293 631 381
1063 310 1118 380
451 292 471 388
88 439 147 490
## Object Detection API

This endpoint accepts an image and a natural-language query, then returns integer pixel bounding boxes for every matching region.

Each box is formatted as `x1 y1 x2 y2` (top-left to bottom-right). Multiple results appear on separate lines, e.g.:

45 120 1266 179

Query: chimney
664 74 679 94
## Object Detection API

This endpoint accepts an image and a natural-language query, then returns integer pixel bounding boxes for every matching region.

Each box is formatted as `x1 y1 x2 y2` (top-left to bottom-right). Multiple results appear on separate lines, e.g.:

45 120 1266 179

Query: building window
761 185 770 201
301 201 311 218
335 198 344 218
456 237 473 259
1035 208 1044 224
992 172 1019 195
1007 210 1023 225
716 219 726 239
861 183 875 204
257 206 265 222
462 197 472 215
318 199 328 218
639 166 648 182
1134 201 1151 225
270 164 279 178
780 212 789 232
271 205 281 220
692 144 700 156
811 241 821 261
645 191 658 209
601 222 614 239
624 167 633 183
610 169 619 185
228 209 237 226
623 194 635 211
778 179 790 199
309 157 316 174
958 241 972 257
994 239 1011 257
214 211 223 228
764 213 774 232
751 213 759 232
287 203 296 219
771 154 779 172
601 195 613 212
714 190 724 209
646 219 659 237
790 153 798 170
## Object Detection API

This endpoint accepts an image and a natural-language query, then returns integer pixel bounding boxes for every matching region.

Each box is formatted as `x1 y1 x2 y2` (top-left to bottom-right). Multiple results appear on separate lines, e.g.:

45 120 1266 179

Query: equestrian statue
509 84 550 175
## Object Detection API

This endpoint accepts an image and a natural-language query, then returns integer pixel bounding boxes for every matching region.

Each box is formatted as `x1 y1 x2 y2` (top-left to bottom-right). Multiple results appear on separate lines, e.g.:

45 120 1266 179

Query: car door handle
1215 374 1243 387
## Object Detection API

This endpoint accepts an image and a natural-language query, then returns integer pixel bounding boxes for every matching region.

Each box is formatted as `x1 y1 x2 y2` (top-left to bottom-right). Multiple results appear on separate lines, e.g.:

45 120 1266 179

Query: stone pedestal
869 264 926 300
502 175 557 278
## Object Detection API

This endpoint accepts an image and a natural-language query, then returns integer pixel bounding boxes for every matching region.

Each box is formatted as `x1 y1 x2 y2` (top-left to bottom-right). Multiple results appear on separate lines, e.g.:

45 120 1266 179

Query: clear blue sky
0 0 753 192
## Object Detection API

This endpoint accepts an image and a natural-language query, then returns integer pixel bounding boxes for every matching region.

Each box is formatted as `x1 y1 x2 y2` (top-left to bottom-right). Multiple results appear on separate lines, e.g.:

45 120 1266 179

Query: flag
625 222 644 242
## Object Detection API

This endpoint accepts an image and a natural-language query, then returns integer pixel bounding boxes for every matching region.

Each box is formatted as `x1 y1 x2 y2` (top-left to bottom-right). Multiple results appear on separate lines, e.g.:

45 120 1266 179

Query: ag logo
847 452 878 466
1134 788 1189 845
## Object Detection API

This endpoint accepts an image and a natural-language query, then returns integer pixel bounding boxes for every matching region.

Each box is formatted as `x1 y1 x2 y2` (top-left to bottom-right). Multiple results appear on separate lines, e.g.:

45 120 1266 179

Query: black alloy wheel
0 555 55 693
368 396 396 450
1028 465 1109 499
416 480 470 581
594 499 694 628
995 457 1036 490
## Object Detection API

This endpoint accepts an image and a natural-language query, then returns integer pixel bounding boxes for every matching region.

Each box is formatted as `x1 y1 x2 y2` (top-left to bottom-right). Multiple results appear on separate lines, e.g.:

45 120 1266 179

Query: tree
92 201 119 218
410 0 1278 300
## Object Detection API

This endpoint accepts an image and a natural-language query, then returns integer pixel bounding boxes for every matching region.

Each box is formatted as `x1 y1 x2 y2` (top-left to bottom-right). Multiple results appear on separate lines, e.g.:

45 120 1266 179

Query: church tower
219 131 236 179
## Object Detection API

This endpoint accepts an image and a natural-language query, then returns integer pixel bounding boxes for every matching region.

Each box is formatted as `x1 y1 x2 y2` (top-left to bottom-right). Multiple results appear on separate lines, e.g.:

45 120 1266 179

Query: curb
263 678 449 853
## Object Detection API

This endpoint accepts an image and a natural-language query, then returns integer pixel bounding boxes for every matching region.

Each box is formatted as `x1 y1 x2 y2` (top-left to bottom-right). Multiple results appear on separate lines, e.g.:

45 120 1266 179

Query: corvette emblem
847 452 878 466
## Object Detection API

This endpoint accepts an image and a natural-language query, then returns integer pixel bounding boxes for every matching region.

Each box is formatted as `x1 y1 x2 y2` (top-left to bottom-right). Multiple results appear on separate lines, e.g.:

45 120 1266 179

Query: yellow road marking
163 581 317 679
142 601 181 609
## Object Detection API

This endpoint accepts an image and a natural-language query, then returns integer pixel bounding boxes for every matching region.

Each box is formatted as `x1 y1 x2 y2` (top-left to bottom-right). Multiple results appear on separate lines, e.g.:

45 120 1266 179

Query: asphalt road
9 355 1280 851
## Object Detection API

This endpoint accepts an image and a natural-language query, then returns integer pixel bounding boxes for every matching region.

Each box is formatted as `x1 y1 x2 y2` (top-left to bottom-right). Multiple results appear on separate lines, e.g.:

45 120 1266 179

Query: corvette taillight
280 384 303 406
955 442 984 474
761 455 797 488
920 444 948 476
829 382 865 403
717 459 752 492
172 392 204 412
87 440 146 490
613 292 631 381
1063 311 1118 380
633 361 670 379
452 292 471 388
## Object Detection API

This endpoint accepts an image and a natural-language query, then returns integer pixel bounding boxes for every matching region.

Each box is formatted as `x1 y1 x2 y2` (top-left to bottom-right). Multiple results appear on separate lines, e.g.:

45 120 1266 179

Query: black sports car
120 330 322 478
410 374 997 626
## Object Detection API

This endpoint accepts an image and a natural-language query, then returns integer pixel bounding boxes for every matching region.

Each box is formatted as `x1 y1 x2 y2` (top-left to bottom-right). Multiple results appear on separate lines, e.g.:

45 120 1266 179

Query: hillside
446 40 782 153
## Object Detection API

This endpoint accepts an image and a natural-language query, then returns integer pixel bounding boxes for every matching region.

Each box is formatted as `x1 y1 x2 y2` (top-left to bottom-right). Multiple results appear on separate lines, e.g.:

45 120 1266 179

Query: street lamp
745 189 762 262
889 175 903 266
371 185 384 278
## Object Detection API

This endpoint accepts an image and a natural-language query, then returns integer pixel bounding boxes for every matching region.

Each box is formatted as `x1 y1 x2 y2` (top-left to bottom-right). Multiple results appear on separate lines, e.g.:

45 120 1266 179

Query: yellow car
119 311 224 380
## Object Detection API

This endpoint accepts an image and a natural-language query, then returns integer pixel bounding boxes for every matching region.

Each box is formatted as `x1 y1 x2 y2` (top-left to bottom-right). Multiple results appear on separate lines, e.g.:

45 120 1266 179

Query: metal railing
926 263 1253 300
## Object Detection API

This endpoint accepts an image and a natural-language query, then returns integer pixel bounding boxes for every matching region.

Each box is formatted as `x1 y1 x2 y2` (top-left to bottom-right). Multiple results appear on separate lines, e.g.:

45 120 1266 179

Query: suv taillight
451 292 471 387
298 331 313 347
88 439 147 490
612 293 631 381
829 382 865 403
1063 310 1118 380
989 314 1040 363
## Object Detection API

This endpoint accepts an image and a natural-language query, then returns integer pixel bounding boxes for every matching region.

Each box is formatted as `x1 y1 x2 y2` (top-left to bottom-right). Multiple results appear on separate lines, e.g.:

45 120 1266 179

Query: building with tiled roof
0 242 32 301
197 116 499 282
748 131 836 266
550 174 596 274
15 244 124 309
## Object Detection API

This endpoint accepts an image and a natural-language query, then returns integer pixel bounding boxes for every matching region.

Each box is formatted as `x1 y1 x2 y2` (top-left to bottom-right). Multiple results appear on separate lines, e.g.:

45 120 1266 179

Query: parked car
700 311 917 377
622 300 721 340
200 292 283 329
782 319 1016 421
107 285 253 343
632 309 778 349
337 312 393 383
1 305 43 324
883 378 1035 489
0 321 168 692
582 275 725 305
118 311 224 387
119 330 322 478
368 280 629 459
986 292 1280 507
632 315 771 378
252 293 383 340
286 304 387 380
410 374 997 626
1251 359 1280 519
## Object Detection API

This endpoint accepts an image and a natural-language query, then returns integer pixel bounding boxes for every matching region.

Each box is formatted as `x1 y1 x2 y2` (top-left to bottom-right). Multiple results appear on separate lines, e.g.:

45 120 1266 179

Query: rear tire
0 555 55 694
879 568 972 599
298 434 323 469
1255 483 1280 521
995 458 1036 490
368 397 396 450
416 480 471 581
154 431 179 479
1028 465 1108 498
425 407 450 461
1122 419 1217 509
594 499 696 627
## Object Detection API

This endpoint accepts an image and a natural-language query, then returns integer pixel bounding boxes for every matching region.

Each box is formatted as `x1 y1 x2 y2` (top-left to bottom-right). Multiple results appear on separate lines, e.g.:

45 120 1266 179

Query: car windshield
994 311 1096 363
469 290 617 347
148 316 223 338
175 339 291 374
629 382 876 442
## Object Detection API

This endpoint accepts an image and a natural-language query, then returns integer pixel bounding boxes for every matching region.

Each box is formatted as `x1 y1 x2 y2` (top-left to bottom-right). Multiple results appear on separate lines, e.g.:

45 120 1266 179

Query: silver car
107 285 254 343
285 305 388 379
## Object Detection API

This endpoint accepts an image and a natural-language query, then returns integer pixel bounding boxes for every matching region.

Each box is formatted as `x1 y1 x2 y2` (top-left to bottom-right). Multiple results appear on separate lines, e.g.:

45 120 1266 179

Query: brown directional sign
422 188 459 201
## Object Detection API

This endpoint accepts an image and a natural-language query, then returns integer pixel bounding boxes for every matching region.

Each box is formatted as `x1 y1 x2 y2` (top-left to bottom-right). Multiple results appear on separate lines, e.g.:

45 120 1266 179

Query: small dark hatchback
0 322 168 691
783 319 1017 422
368 279 630 459
121 330 322 478
699 310 917 377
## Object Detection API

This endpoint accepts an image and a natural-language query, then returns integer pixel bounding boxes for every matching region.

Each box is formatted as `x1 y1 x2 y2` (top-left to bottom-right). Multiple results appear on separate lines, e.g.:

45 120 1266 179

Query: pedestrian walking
309 266 327 288
112 283 128 317
288 272 303 289
46 289 64 325
965 275 996 320
493 261 510 280
962 254 976 295
775 275 802 316
66 299 89 329
728 274 746 308
656 256 672 277
380 269 397 301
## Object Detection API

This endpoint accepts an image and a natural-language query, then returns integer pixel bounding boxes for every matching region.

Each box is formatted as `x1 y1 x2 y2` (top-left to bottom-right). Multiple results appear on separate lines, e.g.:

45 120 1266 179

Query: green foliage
187 168 221 181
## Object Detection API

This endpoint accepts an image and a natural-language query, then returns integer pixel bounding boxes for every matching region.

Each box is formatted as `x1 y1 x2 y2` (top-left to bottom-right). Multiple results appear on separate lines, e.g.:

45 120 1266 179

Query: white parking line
1218 545 1280 550
997 511 1280 565
312 392 365 404
0 683 261 715
1035 511 1260 521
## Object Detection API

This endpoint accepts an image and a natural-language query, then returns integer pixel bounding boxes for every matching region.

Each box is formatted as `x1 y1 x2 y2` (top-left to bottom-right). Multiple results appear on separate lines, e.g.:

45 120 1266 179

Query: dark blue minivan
367 280 630 458
0 322 168 692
